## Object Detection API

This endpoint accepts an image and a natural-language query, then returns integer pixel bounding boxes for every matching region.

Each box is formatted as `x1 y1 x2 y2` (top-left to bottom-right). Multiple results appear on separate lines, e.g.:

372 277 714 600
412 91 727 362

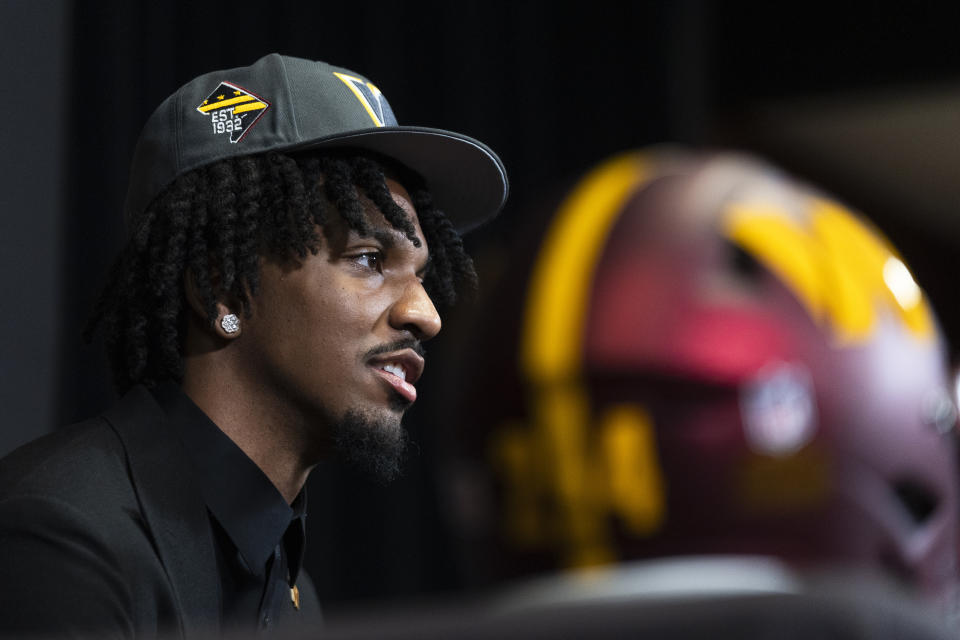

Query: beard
330 401 409 483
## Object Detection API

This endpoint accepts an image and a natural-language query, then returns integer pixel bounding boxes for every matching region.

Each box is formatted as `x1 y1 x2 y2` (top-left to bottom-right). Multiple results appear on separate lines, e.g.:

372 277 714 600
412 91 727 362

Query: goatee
331 406 409 483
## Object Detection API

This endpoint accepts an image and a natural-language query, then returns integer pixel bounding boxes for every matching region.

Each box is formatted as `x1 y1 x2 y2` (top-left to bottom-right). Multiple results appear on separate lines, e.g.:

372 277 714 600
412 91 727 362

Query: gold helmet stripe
521 152 652 383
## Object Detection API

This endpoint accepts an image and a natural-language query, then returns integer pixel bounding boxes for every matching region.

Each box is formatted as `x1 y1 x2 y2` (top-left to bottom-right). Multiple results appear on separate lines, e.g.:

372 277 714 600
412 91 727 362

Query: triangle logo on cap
196 81 271 143
333 72 389 127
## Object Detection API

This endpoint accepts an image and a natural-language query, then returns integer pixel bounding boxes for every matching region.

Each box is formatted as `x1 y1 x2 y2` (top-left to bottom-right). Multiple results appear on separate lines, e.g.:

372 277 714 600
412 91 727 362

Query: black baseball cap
124 53 508 233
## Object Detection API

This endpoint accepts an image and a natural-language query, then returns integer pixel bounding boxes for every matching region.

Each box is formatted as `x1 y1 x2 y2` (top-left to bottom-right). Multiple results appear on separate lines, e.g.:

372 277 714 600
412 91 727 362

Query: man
0 53 507 637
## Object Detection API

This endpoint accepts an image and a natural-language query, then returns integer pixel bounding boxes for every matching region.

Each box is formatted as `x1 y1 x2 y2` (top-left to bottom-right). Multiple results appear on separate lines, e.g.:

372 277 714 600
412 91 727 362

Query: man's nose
389 280 442 341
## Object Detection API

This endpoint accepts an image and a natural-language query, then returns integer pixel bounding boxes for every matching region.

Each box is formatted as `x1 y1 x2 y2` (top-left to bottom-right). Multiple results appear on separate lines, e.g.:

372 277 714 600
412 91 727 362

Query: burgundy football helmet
442 149 959 616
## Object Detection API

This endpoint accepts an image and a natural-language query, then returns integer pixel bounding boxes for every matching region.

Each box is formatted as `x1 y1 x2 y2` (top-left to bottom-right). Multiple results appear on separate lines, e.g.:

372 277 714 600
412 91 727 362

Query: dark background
3 0 960 611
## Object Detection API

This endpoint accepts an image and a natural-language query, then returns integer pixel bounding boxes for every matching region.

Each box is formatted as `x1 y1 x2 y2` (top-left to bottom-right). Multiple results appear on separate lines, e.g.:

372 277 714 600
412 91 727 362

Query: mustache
363 338 426 360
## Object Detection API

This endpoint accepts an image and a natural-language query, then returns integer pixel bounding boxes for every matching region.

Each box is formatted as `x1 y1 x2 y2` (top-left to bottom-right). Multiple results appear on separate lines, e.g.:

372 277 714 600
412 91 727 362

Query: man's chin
331 407 408 483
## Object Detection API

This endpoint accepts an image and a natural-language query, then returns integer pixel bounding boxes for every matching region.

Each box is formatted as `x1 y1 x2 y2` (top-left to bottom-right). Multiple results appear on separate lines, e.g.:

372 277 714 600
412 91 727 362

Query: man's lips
368 348 425 404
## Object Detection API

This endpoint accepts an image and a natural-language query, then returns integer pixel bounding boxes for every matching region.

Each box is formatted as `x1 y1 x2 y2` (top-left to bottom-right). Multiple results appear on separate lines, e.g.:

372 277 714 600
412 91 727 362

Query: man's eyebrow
370 228 401 249
369 228 431 275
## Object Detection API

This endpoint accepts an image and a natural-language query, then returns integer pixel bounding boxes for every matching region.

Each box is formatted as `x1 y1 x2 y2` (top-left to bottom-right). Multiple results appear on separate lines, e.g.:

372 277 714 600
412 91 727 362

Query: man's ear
184 270 243 340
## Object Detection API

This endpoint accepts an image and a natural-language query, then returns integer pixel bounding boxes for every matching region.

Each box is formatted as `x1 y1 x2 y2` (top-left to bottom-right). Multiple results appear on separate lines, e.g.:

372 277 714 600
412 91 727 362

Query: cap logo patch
196 82 270 143
333 72 387 127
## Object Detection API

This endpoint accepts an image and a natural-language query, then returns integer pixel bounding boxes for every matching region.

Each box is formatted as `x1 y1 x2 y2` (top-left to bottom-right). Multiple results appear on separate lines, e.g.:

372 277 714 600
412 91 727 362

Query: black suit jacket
0 386 319 638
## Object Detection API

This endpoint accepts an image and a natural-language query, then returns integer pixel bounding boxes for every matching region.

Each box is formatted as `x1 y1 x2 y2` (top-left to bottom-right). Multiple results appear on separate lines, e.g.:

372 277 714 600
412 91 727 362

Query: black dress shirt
153 383 308 632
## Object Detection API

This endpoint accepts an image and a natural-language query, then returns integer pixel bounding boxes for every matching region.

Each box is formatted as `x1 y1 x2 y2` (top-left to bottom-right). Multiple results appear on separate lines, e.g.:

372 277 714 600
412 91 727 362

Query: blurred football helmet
442 149 959 615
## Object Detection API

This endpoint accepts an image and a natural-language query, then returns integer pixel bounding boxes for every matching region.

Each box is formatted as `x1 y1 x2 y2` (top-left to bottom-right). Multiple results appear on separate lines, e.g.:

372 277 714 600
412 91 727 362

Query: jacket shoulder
0 388 188 637
0 415 131 505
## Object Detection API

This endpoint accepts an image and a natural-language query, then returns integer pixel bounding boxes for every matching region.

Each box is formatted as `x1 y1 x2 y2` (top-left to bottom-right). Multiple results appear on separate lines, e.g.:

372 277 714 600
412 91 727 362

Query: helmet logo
491 399 666 568
741 362 817 456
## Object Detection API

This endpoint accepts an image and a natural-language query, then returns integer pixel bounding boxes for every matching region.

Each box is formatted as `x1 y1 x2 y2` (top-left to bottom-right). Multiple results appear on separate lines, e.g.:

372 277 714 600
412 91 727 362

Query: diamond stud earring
220 313 240 334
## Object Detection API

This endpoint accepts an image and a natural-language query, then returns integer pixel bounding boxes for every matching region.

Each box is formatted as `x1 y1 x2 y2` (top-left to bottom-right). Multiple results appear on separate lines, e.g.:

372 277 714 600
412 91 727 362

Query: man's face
237 177 441 472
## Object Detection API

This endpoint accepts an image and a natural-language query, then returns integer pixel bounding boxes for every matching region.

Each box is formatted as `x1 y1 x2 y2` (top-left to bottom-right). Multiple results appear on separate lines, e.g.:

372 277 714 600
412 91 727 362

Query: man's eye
353 252 383 271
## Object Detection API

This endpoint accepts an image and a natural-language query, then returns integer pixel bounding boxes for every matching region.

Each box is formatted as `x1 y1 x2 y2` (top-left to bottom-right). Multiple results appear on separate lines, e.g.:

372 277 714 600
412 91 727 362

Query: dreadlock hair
84 149 478 394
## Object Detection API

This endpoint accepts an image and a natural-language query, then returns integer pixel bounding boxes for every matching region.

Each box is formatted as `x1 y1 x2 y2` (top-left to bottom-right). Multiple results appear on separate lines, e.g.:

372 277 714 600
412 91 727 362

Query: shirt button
262 615 272 628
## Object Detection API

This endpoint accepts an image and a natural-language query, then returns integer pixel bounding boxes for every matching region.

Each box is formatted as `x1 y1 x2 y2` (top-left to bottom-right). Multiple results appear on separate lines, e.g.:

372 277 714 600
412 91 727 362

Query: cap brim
290 126 508 233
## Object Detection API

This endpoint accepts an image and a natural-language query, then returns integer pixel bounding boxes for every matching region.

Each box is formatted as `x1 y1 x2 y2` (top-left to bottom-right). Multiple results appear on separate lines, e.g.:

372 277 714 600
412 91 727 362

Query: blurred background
2 0 960 615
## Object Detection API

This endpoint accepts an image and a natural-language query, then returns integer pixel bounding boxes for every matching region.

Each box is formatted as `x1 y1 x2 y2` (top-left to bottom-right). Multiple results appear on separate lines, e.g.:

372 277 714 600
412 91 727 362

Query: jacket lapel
103 386 221 638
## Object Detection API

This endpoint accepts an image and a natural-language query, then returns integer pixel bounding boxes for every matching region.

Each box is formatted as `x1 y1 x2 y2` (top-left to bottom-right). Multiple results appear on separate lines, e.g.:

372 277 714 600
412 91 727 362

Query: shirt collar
152 382 305 577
